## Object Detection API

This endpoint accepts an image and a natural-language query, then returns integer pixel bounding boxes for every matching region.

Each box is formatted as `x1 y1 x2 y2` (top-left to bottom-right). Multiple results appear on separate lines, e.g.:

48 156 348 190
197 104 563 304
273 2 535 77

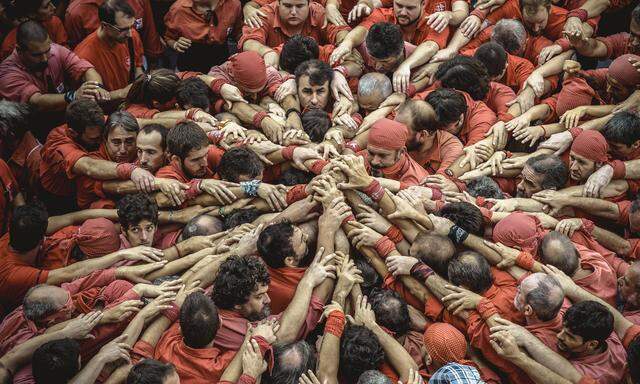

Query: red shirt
598 33 640 59
74 29 144 91
359 7 449 48
39 125 89 197
485 81 516 122
461 25 553 66
208 60 284 99
0 159 20 237
409 130 463 174
503 54 535 92
8 132 42 199
574 244 618 306
164 0 242 46
0 44 94 103
0 17 68 60
570 334 627 384
238 2 350 50
75 144 118 209
267 266 306 315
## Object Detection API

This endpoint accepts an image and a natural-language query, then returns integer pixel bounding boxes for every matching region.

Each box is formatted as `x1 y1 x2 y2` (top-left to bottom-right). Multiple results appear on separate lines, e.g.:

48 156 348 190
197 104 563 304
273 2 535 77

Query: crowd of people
0 0 639 382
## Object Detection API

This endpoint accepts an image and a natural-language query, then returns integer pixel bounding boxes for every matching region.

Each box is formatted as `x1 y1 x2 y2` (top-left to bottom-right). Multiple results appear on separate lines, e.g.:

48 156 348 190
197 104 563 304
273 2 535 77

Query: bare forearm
276 280 314 343
46 253 123 285
509 353 574 384
404 41 439 69
369 323 418 382
69 355 107 384
318 332 340 384
592 226 632 256
242 39 274 56
522 336 583 383
47 209 117 234
72 157 119 180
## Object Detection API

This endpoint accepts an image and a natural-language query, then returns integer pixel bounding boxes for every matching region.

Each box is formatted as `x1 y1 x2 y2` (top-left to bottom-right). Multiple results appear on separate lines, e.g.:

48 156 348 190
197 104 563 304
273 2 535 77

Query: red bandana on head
368 118 408 151
570 130 609 163
230 51 268 92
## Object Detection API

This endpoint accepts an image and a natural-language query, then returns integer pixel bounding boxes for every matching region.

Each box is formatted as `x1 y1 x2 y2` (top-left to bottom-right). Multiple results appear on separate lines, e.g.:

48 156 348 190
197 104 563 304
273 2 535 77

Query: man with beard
136 124 169 175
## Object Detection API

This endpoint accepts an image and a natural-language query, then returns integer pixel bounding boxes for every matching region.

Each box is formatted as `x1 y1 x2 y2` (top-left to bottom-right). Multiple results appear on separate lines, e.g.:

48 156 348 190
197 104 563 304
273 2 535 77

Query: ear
633 140 640 150
151 100 161 109
585 339 600 352
523 304 534 318
284 256 296 267
424 351 433 367
169 154 180 164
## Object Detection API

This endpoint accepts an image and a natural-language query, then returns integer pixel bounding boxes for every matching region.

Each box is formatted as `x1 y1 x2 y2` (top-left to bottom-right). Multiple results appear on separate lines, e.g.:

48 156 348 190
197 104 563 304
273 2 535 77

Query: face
367 145 402 170
523 5 549 36
609 140 640 158
557 327 591 356
178 146 209 179
371 52 404 73
569 152 598 182
290 226 309 263
33 0 56 21
606 74 632 103
358 92 385 113
442 115 464 136
393 0 422 26
106 126 137 163
102 11 134 43
630 19 640 53
618 266 640 305
516 165 545 198
298 75 330 111
137 131 167 173
124 218 157 247
278 0 309 27
513 277 537 316
19 38 51 73
237 284 271 321
78 126 104 152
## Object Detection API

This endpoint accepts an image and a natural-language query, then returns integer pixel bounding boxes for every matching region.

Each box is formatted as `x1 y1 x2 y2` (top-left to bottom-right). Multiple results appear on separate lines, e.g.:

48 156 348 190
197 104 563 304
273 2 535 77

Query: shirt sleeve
237 7 275 49
435 134 464 173
0 68 43 103
54 142 89 179
490 84 517 122
1 265 49 300
513 59 535 91
60 268 117 294
264 67 284 96
358 8 391 30
597 33 630 60
464 101 496 146
59 45 95 83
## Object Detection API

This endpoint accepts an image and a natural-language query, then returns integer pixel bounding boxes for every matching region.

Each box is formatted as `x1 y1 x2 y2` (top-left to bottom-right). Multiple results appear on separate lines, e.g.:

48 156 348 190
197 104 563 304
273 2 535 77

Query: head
491 19 528 56
223 208 262 230
409 233 455 277
437 202 484 236
607 54 640 102
23 284 71 323
434 55 490 101
354 255 383 296
618 262 640 308
32 339 81 384
474 42 508 81
557 301 614 357
117 193 159 247
422 323 468 369
213 255 271 321
181 214 223 240
176 77 212 111
630 5 640 52
568 130 608 182
466 176 505 199
369 289 410 337
0 101 31 150
277 0 310 27
301 109 332 142
395 99 438 151
296 60 333 111
392 0 423 26
601 111 640 158
425 88 467 135
258 222 309 268
448 251 494 294
357 371 392 384
517 154 568 197
514 273 564 321
179 292 220 348
280 34 319 73
366 118 408 170
10 204 48 253
267 341 316 384
230 52 268 96
520 0 551 36
218 147 264 182
104 111 138 163
126 69 180 109
167 121 210 178
492 212 544 252
127 360 179 384
340 325 385 382
539 231 580 276
365 23 405 72
358 73 393 112
137 124 169 173
98 0 135 44
16 20 51 72
65 99 105 152
73 218 120 259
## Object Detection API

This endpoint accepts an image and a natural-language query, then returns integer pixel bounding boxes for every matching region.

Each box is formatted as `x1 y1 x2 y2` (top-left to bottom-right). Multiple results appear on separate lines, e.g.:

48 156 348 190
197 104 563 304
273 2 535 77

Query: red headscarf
570 130 609 163
492 212 546 256
423 323 474 366
368 118 408 151
230 51 267 91
556 77 597 117
609 54 640 88
70 218 120 258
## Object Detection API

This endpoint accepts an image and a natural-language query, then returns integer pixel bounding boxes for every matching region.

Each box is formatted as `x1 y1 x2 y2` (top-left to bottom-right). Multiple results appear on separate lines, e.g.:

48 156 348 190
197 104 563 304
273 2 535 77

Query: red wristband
116 163 137 180
309 159 330 174
410 262 434 281
363 179 384 202
282 145 297 160
405 83 417 97
581 218 595 234
210 79 229 94
252 111 268 129
430 187 443 200
186 108 202 120
374 236 396 258
568 8 588 22
609 160 626 179
325 310 346 337
385 226 404 244
569 127 584 139
334 66 349 77
515 251 536 270
185 179 202 200
556 38 571 51
342 214 356 226
162 303 180 323
344 141 361 152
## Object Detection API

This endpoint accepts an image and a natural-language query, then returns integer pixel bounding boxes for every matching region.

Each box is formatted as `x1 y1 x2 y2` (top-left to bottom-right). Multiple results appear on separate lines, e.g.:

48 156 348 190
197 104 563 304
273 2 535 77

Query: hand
411 63 440 84
387 193 422 221
538 130 573 156
347 3 372 24
563 17 584 42
220 83 248 109
386 255 419 277
523 72 545 97
299 370 322 384
613 89 640 113
282 129 309 146
172 37 192 53
244 5 266 28
538 44 563 65
246 139 281 164
333 155 373 190
267 103 286 118
311 174 341 204
76 81 111 101
156 178 189 207
563 59 582 77
458 144 488 169
220 122 248 142
200 179 238 205
115 261 168 284
102 300 143 323
264 51 279 68
347 295 377 328
490 330 525 361
540 264 578 294
320 197 353 229
555 218 583 237
531 189 568 216
97 334 131 364
474 0 506 9
489 317 531 347
61 311 103 339
459 15 482 38
505 114 531 133
330 42 353 66
261 116 286 143
486 121 508 149
583 164 613 198
333 113 359 133
333 96 354 118
138 292 176 320
325 128 345 145
326 3 348 25
331 70 354 102
274 78 296 103
442 285 483 315
256 183 287 211
175 280 205 308
235 224 264 257
242 338 268 378
429 47 457 63
560 106 587 129
458 167 489 181
478 151 507 176
335 258 364 294
303 249 338 287
133 278 183 298
357 204 392 233
422 174 460 193
426 11 452 33
131 168 155 193
393 63 411 94
528 211 559 229
119 246 163 264
482 240 521 269
399 368 424 384
292 146 321 170
348 221 384 249
251 318 280 344
428 213 455 236
488 198 518 212
513 125 545 147
321 300 344 321
443 190 478 206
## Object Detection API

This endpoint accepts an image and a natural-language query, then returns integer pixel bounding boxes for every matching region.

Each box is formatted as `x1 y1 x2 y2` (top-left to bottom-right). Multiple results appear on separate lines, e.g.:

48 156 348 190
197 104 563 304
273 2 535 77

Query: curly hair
212 255 271 309
257 222 296 268
116 193 159 230
280 35 320 74
435 55 491 101
218 147 264 182
366 22 404 60
340 325 385 382
564 301 613 347
302 109 331 143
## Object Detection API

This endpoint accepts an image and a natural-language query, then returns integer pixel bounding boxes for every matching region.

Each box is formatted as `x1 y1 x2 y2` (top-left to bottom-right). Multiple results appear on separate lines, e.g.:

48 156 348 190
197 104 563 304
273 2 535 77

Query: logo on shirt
434 2 446 12
55 83 65 94
134 18 143 30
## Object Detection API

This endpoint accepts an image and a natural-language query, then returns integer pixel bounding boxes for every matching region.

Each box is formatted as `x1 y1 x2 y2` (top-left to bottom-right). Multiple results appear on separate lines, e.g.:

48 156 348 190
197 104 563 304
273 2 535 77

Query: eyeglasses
103 21 132 34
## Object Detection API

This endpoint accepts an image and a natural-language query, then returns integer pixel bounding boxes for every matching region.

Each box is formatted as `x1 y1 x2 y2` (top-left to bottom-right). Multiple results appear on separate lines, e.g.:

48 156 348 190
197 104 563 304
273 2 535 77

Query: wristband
173 244 183 259
185 179 203 200
241 179 261 197
568 8 588 22
374 236 396 258
210 79 229 94
344 141 361 152
556 38 571 52
282 145 297 161
252 111 269 129
116 163 137 180
410 262 434 281
285 108 301 119
309 159 329 174
447 225 469 245
186 108 202 120
580 218 595 234
477 298 499 320
325 310 346 337
385 226 404 244
342 214 356 226
362 179 384 202
405 83 417 98
207 130 224 145
64 90 76 103
162 303 180 323
515 251 535 270
334 65 349 77
540 125 548 138
430 187 443 201
286 184 309 205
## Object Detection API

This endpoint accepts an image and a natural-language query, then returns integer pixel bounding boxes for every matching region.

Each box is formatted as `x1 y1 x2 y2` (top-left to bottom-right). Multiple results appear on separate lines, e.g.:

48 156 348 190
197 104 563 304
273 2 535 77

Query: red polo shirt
75 144 117 209
0 160 19 237
39 125 89 197
164 0 242 46
8 132 41 199
359 7 449 48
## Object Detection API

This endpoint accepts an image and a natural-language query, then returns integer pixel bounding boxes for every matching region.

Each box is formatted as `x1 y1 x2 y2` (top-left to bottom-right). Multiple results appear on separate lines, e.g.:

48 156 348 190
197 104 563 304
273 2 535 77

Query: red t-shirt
0 159 20 237
359 7 449 48
164 0 242 45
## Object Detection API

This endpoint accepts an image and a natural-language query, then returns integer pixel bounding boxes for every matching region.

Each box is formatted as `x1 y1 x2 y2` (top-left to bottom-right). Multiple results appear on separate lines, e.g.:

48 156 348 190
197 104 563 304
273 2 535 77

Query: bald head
539 231 579 276
181 214 223 240
410 233 455 276
270 341 316 382
520 273 564 321
357 370 393 384
358 73 393 112
23 285 68 321
448 251 494 294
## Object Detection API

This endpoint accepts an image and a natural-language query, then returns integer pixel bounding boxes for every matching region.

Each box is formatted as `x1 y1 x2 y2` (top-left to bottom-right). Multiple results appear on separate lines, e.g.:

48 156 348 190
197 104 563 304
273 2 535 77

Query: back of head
437 202 484 235
397 99 438 134
410 233 455 277
466 176 505 199
0 100 31 140
212 255 270 310
491 19 527 55
295 59 334 86
181 214 223 240
539 231 579 276
66 99 105 136
525 154 568 190
267 341 316 384
23 285 59 321
166 120 208 160
369 288 410 337
448 251 493 293
278 168 313 186
354 255 383 296
176 77 212 110
17 20 48 49
257 222 295 268
358 73 393 110
280 35 319 74
179 292 220 348
33 339 80 384
218 147 264 182
602 111 640 147
564 301 614 347
8 0 48 20
357 370 393 384
608 54 640 89
474 42 508 78
127 360 176 384
117 193 158 230
10 203 48 252
425 88 467 128
524 273 564 321
435 55 490 101
98 0 134 24
340 325 385 382
423 322 467 366
127 69 180 107
366 22 404 60
223 208 261 230
301 109 331 143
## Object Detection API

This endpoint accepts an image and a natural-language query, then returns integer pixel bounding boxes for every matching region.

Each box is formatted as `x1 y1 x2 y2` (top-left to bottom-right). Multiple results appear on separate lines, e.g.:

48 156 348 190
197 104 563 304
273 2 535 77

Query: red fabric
8 132 42 199
570 334 627 384
574 244 618 306
369 119 408 150
124 103 161 118
492 212 545 256
1 17 68 60
0 159 19 237
556 77 597 117
609 54 640 88
408 130 463 175
525 312 564 352
285 184 309 205
325 310 346 337
504 54 535 93
485 82 516 122
39 125 89 197
164 0 242 46
358 7 449 48
571 130 609 163
75 143 116 209
458 92 496 146
230 52 268 91
623 324 640 349
266 265 305 314
598 33 639 59
423 322 474 366
374 236 396 258
208 60 284 99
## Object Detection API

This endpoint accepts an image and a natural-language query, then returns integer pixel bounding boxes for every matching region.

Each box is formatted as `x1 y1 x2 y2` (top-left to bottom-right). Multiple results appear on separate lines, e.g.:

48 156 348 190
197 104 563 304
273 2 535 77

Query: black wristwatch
448 225 469 244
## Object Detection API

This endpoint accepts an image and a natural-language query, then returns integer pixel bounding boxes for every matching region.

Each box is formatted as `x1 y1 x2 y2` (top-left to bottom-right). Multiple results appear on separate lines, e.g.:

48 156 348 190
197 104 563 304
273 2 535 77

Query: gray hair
491 19 527 54
0 100 30 135
106 110 140 135
23 285 58 321
525 273 565 321
358 73 393 99
357 370 393 384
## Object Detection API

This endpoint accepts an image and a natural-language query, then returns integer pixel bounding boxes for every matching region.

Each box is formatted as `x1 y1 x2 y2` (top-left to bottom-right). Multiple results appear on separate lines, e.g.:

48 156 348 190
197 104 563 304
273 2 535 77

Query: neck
11 245 39 265
418 133 436 153
97 26 117 47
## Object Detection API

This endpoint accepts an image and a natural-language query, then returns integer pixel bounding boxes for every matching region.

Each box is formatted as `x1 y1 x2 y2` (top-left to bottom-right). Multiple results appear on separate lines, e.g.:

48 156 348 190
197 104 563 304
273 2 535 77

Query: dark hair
16 20 49 48
181 214 222 240
280 35 320 74
628 336 640 384
127 360 176 384
176 77 212 110
257 222 296 268
98 0 134 25
525 154 568 190
278 168 314 186
521 0 552 12
302 109 331 143
525 274 564 322
140 124 169 150
563 301 613 347
631 197 640 214
180 292 220 348
539 231 579 276
369 289 410 337
410 233 455 277
126 69 180 107
435 55 490 101
295 60 334 86
166 120 209 159
267 341 317 384
633 3 640 25
474 42 508 78
117 193 159 230
32 339 80 384
466 176 505 199
425 88 468 129
354 255 382 296
105 110 139 137
23 285 58 321
10 204 48 251
212 255 271 309
8 0 48 19
366 22 404 60
340 325 385 382
602 111 640 146
437 202 484 236
66 99 105 136
398 99 438 134
218 147 264 182
223 208 261 229
448 251 494 294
